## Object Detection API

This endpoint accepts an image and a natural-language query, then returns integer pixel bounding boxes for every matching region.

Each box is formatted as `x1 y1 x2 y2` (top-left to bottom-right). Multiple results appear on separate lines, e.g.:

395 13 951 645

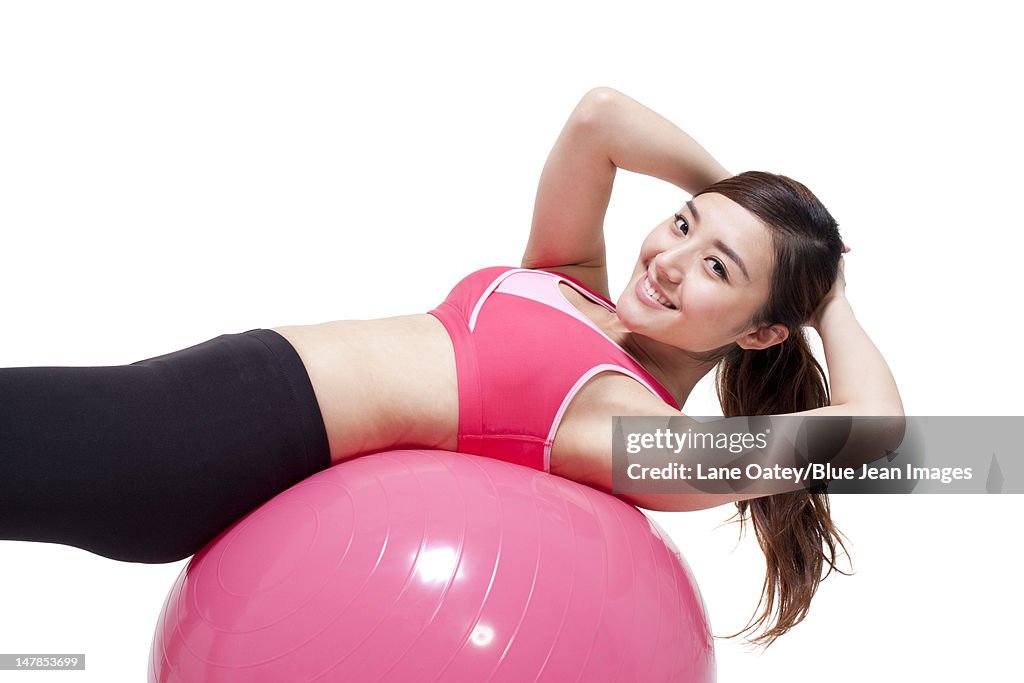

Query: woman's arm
522 87 731 298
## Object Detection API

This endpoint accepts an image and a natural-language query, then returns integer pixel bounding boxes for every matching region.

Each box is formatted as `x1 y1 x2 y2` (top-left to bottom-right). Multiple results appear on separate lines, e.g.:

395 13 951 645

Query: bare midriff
271 315 460 465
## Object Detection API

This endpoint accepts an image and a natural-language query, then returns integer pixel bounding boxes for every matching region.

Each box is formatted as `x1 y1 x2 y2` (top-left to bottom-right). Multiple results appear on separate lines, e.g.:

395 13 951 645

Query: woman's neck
604 317 723 409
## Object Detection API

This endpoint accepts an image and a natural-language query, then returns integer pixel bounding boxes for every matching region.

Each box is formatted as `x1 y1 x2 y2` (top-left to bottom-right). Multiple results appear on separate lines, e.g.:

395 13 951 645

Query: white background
1 1 1021 681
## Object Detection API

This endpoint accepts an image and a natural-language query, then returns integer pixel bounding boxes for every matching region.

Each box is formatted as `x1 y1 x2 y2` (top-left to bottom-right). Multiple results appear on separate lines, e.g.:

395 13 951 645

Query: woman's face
616 192 780 353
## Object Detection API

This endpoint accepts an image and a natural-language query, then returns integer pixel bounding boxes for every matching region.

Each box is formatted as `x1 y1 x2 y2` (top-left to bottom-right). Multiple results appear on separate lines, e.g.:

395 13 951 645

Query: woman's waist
271 315 459 463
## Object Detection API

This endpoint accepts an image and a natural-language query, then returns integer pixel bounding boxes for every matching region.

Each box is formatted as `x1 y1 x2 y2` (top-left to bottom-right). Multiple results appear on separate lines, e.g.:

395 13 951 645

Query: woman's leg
0 329 331 563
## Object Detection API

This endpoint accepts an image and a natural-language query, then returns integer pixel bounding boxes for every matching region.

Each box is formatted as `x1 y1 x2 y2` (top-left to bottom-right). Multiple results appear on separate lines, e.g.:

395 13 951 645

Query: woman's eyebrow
686 200 750 281
685 199 700 223
715 240 750 281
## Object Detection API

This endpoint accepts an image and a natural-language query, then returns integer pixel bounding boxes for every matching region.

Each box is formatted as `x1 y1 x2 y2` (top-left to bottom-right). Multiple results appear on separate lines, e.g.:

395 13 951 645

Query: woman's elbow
571 87 622 130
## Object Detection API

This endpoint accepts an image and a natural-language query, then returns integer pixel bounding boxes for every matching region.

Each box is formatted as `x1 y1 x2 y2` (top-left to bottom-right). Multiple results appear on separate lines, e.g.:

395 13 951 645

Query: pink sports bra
428 267 681 473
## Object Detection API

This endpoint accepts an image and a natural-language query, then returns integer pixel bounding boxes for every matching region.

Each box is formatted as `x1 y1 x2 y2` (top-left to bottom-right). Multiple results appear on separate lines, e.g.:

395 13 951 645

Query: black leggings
0 329 331 563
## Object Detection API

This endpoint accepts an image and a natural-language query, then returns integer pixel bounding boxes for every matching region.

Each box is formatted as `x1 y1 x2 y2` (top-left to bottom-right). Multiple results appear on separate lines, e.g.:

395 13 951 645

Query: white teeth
643 277 675 308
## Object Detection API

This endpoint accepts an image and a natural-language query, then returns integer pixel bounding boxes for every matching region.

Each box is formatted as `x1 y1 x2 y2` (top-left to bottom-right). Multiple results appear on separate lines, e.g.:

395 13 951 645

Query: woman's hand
808 246 850 332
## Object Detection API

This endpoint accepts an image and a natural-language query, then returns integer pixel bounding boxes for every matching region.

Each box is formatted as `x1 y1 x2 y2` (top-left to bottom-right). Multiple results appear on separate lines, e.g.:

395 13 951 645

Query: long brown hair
696 171 849 648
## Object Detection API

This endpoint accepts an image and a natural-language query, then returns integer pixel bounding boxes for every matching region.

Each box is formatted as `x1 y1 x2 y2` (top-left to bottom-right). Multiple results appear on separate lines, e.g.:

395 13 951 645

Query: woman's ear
736 324 789 350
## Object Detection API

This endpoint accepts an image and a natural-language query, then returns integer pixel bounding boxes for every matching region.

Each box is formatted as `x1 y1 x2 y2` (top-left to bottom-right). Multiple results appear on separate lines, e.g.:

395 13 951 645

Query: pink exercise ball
148 450 715 682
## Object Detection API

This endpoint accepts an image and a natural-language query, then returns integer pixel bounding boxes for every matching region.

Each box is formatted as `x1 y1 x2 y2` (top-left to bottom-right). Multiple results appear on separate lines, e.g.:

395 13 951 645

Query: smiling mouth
641 276 676 309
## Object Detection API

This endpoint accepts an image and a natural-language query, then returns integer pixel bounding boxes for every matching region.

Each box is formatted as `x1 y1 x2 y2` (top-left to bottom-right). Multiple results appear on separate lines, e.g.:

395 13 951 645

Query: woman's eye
706 258 728 280
673 213 689 235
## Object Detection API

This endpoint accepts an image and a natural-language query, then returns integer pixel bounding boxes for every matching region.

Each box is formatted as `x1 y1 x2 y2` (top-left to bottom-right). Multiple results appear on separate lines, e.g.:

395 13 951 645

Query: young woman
0 87 903 647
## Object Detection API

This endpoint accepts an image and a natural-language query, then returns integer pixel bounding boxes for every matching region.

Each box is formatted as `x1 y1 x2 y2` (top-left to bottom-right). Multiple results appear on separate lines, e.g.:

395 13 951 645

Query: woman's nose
653 250 685 285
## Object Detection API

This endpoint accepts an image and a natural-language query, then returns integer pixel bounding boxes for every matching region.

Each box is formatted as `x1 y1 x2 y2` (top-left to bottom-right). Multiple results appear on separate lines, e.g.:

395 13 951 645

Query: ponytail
718 332 827 417
717 333 851 648
693 170 847 647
